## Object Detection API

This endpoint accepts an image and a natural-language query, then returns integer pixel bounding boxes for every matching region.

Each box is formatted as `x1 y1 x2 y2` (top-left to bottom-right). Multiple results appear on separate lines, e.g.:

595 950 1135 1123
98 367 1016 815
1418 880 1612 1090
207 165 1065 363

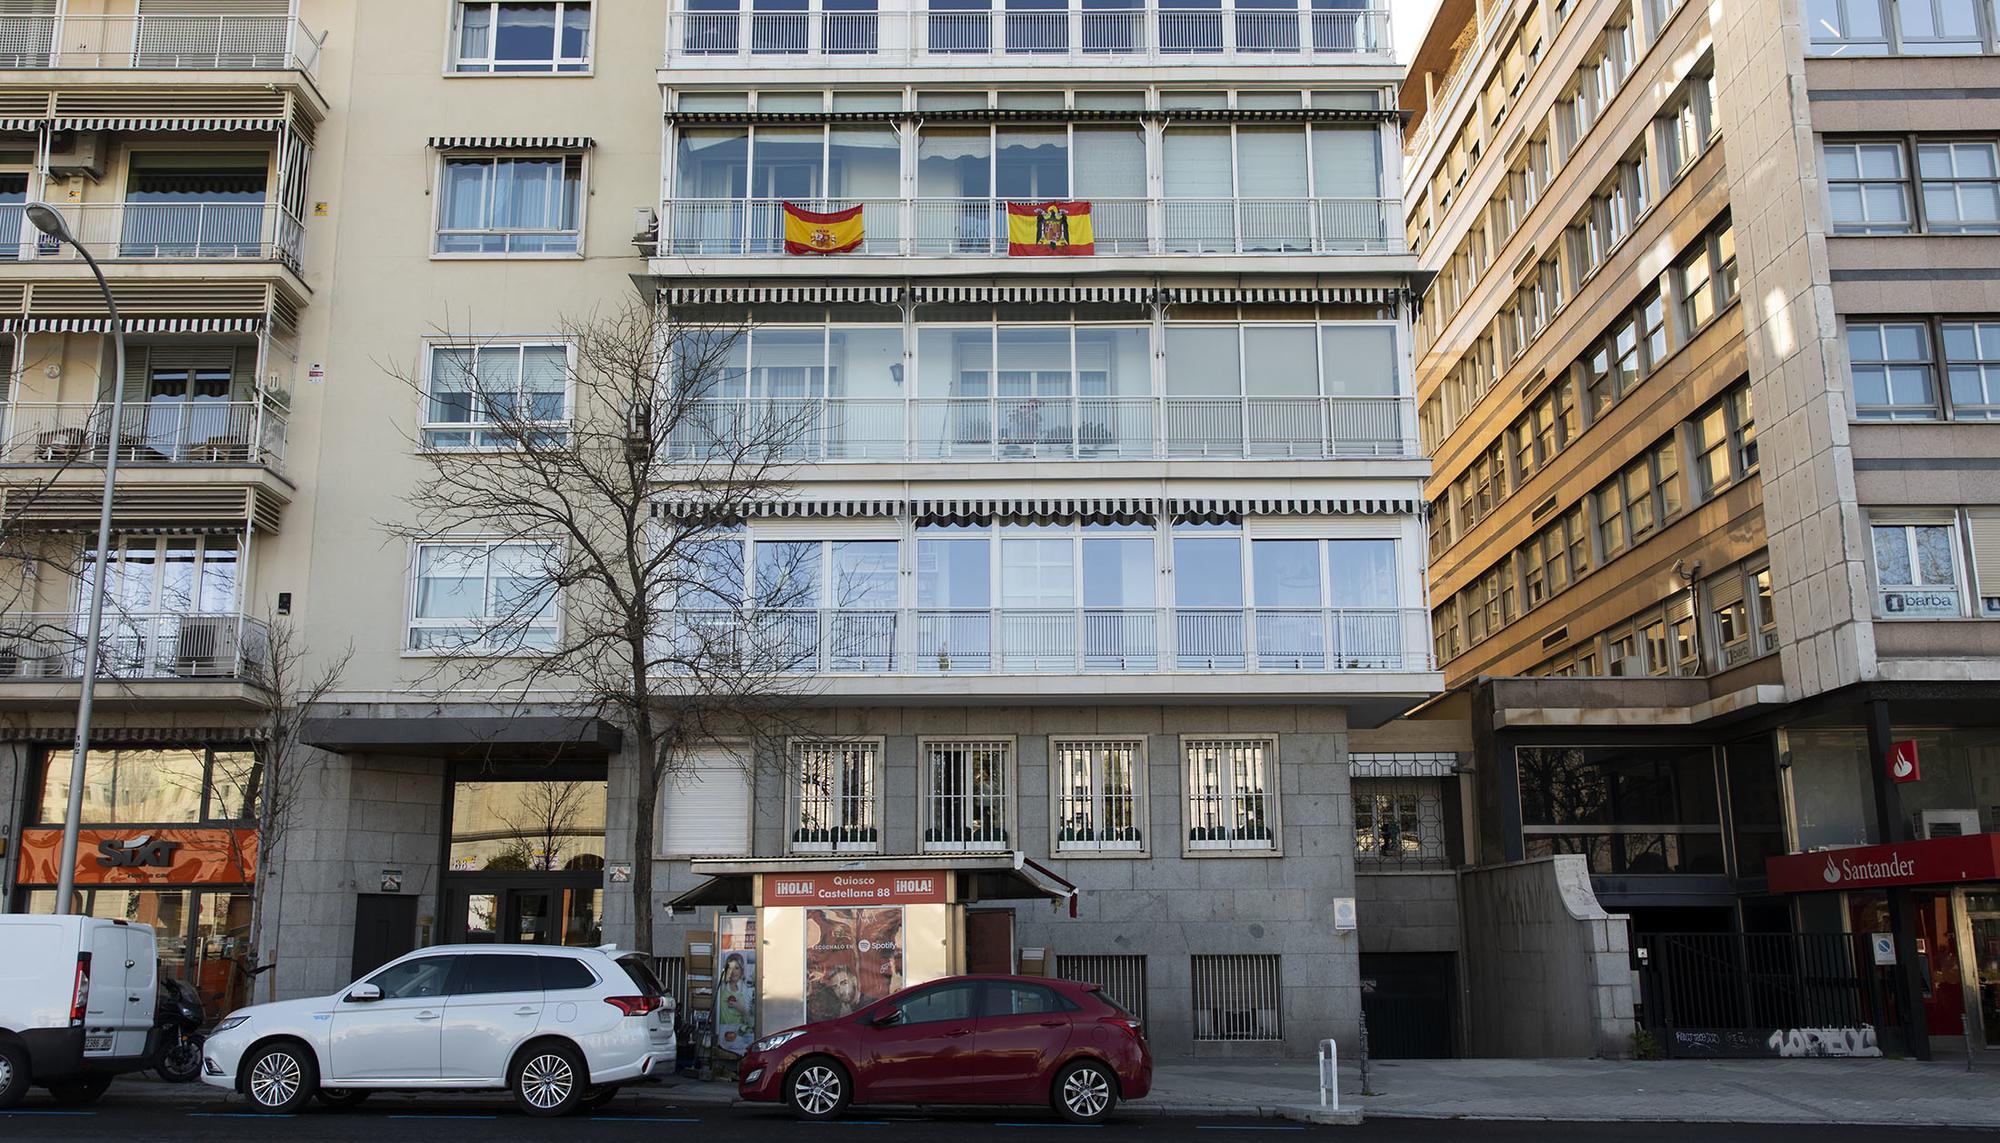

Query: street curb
1362 1111 2000 1128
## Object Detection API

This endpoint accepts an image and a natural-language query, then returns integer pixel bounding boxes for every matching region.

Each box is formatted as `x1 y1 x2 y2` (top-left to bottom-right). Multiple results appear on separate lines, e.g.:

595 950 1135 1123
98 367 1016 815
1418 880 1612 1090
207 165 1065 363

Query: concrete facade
1460 856 1634 1059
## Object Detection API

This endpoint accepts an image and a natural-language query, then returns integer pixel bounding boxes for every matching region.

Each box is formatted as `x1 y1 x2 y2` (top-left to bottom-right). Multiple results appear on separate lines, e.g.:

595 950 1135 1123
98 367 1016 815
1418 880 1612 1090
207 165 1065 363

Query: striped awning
15 316 263 333
13 724 262 745
49 116 285 132
0 118 42 132
1162 286 1397 305
663 108 1394 125
663 284 902 306
651 498 905 520
912 496 1160 524
1171 496 1421 520
913 284 1153 305
429 135 595 150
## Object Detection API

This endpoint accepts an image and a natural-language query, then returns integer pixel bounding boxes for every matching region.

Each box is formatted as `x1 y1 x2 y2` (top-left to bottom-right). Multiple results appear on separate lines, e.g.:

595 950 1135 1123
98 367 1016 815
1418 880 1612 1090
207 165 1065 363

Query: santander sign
1768 832 1999 894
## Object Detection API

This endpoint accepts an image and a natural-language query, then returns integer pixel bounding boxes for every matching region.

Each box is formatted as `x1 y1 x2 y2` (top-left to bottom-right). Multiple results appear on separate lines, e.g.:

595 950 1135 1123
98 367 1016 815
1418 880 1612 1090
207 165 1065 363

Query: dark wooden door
966 909 1015 974
350 893 419 982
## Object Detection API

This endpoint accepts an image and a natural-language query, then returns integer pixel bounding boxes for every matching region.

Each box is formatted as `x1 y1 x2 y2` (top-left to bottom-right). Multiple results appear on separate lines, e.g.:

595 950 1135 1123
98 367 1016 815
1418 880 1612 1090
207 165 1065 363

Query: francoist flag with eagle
1007 200 1095 256
783 202 865 254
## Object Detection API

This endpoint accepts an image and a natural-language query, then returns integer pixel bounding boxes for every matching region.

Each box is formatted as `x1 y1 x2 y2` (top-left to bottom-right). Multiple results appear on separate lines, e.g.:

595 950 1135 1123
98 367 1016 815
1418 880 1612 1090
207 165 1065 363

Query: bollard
1317 1039 1339 1110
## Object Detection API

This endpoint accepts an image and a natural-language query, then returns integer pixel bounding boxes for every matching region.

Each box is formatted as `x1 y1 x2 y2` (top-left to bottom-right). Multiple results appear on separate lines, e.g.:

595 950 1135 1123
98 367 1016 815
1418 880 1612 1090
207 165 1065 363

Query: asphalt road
5 1096 2000 1143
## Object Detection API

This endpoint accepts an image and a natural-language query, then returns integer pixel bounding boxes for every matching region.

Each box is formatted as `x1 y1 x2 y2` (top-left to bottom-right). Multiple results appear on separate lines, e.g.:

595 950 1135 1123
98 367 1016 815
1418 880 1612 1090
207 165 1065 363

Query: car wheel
0 1043 30 1109
1053 1060 1117 1125
511 1042 587 1118
46 1075 113 1105
785 1057 850 1122
314 1088 371 1109
242 1041 316 1114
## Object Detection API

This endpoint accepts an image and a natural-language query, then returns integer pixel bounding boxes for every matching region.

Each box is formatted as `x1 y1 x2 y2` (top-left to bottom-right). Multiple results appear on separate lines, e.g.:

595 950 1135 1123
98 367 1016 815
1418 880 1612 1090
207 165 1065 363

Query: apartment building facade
1405 0 2000 1056
0 0 1444 1059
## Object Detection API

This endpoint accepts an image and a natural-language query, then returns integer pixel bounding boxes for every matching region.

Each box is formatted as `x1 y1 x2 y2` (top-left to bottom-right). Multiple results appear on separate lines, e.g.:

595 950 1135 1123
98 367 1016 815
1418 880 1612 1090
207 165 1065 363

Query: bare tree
386 298 830 955
498 779 596 872
241 617 352 1002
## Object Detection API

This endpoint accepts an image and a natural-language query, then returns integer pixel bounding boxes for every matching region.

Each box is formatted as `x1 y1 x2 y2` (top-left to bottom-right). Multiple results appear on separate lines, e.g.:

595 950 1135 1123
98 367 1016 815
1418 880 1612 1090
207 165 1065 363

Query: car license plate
84 1033 113 1053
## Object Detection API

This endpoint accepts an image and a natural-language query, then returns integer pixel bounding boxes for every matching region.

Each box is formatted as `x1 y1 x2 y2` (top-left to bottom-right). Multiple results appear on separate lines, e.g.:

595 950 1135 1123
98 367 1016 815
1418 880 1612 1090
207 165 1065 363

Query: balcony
0 611 269 683
0 13 323 78
664 4 1390 66
664 606 1433 675
2 401 288 474
660 197 1401 257
666 395 1416 461
0 202 306 270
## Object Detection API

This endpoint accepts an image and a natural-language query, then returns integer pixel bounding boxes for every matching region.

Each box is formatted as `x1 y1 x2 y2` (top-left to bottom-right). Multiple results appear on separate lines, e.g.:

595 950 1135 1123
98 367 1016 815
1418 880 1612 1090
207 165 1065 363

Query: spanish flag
1007 200 1095 256
783 202 864 255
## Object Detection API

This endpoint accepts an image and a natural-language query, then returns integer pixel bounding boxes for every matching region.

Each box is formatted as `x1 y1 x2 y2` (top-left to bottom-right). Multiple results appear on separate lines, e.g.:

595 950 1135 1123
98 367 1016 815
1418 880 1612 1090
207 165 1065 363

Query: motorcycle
152 975 207 1083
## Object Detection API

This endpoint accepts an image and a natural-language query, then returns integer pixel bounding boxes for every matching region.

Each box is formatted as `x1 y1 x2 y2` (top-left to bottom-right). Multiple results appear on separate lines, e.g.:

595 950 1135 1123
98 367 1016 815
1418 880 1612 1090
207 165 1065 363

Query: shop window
449 778 608 871
1871 517 1964 616
791 739 880 853
921 739 1013 852
1052 738 1146 854
1516 744 1724 874
36 746 257 824
1182 736 1278 852
1190 954 1281 1041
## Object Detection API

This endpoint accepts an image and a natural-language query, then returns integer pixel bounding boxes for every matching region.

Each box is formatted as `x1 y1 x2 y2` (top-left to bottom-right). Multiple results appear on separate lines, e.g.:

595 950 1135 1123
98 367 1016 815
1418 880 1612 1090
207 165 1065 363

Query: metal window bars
1053 740 1144 852
1190 953 1281 1041
1054 954 1147 1024
922 739 1011 852
1184 737 1274 850
793 739 880 852
1351 777 1448 869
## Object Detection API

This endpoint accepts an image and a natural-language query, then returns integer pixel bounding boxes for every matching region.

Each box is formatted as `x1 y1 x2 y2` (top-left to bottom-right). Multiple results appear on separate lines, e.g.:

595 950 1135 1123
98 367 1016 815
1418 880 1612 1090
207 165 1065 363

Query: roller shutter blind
658 748 753 857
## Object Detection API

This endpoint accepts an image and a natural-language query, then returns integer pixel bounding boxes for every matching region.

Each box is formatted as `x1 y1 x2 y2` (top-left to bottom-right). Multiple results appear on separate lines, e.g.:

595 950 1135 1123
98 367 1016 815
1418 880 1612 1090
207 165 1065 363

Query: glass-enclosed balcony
0 201 306 268
0 611 269 682
0 12 322 77
665 0 1389 65
1 400 287 472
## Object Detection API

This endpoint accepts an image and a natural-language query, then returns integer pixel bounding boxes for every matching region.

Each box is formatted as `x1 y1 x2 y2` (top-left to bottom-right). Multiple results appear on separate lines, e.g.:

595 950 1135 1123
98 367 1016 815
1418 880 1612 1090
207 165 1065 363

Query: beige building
0 0 1461 1060
1404 0 2000 1057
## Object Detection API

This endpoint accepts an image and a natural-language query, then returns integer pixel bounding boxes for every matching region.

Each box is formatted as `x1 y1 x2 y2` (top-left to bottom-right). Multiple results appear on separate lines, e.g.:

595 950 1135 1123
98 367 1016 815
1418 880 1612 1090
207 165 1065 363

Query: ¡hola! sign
1766 832 2000 894
763 870 947 907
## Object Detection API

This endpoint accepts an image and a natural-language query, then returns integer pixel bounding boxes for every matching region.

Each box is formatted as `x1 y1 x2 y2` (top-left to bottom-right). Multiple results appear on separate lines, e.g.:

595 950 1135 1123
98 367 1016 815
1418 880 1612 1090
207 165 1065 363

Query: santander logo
1823 856 1842 885
1892 755 1916 780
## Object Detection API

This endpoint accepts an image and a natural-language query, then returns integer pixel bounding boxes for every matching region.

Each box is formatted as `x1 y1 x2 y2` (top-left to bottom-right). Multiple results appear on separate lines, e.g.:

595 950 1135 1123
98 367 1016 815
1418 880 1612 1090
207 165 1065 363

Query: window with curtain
454 2 593 72
1163 127 1234 251
408 540 560 652
423 342 570 448
436 154 584 254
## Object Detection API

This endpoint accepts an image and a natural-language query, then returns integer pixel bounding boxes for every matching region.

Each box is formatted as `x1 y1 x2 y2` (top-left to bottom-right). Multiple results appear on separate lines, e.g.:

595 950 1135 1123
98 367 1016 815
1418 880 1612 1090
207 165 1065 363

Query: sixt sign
96 834 182 869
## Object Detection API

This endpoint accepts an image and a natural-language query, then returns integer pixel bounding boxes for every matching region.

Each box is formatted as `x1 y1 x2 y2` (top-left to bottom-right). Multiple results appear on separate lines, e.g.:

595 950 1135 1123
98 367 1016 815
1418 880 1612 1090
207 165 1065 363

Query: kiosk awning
669 852 1078 914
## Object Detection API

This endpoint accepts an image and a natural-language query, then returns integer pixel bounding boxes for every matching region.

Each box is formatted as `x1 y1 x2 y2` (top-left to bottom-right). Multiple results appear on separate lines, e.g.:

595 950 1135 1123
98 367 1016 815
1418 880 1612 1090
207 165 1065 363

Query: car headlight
750 1030 805 1053
212 1015 251 1034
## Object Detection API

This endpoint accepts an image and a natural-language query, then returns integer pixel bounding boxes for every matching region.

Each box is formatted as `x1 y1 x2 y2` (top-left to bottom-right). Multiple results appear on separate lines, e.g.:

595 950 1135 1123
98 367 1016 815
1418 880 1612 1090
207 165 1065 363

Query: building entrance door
445 878 603 946
1964 890 2000 1047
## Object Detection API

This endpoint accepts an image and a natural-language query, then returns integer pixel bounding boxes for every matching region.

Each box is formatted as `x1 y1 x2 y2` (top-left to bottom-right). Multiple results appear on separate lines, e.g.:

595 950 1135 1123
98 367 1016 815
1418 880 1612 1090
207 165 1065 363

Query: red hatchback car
738 974 1151 1123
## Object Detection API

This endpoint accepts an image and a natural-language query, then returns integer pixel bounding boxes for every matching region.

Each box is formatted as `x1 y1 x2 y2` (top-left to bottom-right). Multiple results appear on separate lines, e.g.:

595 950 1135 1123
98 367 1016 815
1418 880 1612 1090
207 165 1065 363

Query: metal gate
1360 952 1456 1058
1636 932 1885 1058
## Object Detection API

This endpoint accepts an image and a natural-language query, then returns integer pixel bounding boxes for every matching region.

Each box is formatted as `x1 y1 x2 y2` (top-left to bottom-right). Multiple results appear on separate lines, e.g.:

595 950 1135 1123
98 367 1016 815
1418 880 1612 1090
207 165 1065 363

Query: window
408 540 558 652
1676 220 1738 332
1517 745 1724 875
792 739 880 853
1918 141 2000 231
454 2 592 72
1353 776 1448 867
1807 0 1891 54
1190 954 1281 1041
1706 560 1774 670
1826 142 1913 234
456 954 544 995
1055 955 1146 1023
1183 736 1277 852
1692 381 1758 498
888 982 979 1025
423 342 570 447
367 956 458 1000
1052 739 1146 853
658 746 753 856
541 957 599 991
1848 320 1939 418
1894 0 1984 53
436 154 584 255
922 739 1012 851
1658 67 1716 176
985 982 1071 1016
36 746 257 825
1946 321 2000 418
1871 519 1964 616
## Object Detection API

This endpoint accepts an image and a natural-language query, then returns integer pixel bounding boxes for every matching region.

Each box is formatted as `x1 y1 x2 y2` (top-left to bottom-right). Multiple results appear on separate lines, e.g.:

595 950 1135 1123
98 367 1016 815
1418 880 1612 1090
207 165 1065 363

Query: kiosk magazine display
805 906 904 1023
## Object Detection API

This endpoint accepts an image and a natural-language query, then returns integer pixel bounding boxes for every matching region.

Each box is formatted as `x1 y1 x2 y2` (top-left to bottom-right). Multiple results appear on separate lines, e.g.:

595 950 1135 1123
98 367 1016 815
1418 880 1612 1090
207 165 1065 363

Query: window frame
448 1 595 75
404 537 563 655
1869 514 1968 618
1825 139 1916 235
432 151 589 259
1049 736 1150 857
789 737 884 855
418 338 576 449
1846 317 1943 420
1180 734 1281 856
918 736 1017 854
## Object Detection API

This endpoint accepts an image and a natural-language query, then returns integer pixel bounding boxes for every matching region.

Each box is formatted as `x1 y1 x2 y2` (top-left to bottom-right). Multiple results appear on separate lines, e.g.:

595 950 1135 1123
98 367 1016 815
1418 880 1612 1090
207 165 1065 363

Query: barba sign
1766 832 2000 894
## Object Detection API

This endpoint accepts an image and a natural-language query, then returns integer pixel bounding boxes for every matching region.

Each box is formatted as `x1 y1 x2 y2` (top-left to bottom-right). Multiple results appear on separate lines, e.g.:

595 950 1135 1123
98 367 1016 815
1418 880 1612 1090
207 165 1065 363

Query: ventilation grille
1540 626 1570 650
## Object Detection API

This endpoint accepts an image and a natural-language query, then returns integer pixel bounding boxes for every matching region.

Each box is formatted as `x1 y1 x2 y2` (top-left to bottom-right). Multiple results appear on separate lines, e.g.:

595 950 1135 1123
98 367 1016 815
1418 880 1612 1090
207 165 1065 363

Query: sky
1392 0 1444 62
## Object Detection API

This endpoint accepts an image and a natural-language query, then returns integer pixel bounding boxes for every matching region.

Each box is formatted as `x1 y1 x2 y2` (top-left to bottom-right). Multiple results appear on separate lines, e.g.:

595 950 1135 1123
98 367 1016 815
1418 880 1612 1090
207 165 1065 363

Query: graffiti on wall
1668 1025 1883 1058
1766 1025 1881 1058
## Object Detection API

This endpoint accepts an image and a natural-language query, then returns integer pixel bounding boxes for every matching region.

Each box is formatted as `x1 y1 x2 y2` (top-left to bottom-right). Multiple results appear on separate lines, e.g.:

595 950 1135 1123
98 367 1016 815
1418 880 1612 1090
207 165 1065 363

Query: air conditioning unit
632 206 659 246
46 131 104 180
1919 809 1982 839
174 617 240 677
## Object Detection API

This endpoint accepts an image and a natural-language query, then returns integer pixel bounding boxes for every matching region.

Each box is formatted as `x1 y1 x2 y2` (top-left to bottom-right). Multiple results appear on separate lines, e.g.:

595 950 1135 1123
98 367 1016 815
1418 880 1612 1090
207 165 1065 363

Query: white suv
201 944 674 1116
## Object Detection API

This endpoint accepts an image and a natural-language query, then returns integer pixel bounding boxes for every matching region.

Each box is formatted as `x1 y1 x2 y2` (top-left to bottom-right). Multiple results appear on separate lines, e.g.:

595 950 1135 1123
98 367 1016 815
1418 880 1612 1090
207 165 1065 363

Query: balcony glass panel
1163 127 1234 252
122 154 268 259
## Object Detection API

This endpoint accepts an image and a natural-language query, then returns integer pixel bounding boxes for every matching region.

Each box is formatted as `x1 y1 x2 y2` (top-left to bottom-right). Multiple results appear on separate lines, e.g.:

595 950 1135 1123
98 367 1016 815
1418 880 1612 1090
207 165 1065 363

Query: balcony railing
0 202 306 269
2 401 288 473
661 197 1400 256
665 5 1389 64
662 606 1433 675
666 396 1416 460
0 13 322 77
0 611 270 682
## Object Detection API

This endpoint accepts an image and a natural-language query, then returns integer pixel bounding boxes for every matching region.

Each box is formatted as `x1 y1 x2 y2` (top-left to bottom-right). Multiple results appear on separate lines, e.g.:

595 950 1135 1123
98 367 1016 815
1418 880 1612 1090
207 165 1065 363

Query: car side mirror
345 983 382 1003
870 1009 903 1028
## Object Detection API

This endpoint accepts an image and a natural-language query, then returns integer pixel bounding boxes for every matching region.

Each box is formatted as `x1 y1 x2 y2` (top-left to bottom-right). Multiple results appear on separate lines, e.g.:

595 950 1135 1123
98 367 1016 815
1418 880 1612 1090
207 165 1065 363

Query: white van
0 915 159 1107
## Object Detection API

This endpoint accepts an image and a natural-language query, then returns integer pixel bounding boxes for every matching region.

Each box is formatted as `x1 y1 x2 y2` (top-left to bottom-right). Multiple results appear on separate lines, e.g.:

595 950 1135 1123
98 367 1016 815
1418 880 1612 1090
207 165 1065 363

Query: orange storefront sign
15 827 257 886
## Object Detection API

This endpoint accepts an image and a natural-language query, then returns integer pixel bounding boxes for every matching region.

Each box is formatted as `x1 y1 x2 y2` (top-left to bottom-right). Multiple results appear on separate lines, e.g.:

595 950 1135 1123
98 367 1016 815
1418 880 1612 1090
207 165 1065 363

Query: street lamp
28 203 128 915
